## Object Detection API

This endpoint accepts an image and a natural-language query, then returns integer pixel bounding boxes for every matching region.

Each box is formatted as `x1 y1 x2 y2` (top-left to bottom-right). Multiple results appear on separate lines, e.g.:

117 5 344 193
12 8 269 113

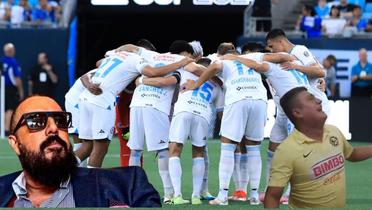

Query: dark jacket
0 166 161 207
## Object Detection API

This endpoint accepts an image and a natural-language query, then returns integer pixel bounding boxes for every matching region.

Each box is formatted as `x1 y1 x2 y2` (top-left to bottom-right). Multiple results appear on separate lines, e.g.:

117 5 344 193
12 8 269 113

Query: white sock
169 156 182 197
239 153 249 192
158 150 174 198
75 155 82 165
79 157 88 168
284 183 291 197
217 143 237 201
87 165 98 168
265 150 274 192
246 145 262 194
192 157 205 198
232 153 241 191
73 143 82 151
129 150 142 166
201 146 210 194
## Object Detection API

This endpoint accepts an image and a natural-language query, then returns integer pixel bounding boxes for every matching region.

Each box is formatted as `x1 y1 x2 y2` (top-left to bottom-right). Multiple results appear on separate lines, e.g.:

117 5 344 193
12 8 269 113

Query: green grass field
1 137 372 209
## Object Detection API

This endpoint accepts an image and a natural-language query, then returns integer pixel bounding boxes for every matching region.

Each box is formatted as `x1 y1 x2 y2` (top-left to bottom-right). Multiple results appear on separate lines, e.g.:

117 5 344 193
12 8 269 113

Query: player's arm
221 54 270 73
182 61 222 90
262 53 295 63
81 71 102 95
281 62 326 78
136 72 180 87
264 187 284 208
184 62 207 76
347 146 372 162
141 57 193 77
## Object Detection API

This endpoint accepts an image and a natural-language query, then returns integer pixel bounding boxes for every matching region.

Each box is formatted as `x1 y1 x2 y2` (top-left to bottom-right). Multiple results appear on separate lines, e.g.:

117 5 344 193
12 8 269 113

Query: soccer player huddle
64 29 332 207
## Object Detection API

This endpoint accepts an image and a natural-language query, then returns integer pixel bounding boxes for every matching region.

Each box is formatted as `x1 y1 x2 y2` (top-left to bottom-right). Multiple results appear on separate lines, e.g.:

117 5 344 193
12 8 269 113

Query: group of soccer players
64 28 331 206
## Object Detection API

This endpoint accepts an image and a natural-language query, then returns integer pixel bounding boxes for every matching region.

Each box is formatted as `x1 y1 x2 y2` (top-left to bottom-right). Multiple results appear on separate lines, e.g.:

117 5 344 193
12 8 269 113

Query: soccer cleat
191 197 202 205
228 190 247 201
250 191 260 205
163 196 172 204
250 197 260 205
209 198 228 205
280 196 289 205
172 196 190 205
201 192 215 200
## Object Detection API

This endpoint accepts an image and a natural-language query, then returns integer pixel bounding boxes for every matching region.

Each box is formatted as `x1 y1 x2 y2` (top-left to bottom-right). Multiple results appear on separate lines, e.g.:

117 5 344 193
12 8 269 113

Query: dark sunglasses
12 111 72 135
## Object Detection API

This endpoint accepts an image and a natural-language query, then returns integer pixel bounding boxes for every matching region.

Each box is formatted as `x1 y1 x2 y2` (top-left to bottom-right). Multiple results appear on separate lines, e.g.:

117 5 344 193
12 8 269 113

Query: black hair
330 5 340 17
266 28 287 42
241 42 266 54
280 87 308 124
196 57 212 67
136 39 157 51
169 40 194 55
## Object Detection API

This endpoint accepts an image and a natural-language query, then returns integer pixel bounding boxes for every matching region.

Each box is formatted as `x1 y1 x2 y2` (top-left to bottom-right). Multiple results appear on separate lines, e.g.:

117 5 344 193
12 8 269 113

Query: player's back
221 59 267 106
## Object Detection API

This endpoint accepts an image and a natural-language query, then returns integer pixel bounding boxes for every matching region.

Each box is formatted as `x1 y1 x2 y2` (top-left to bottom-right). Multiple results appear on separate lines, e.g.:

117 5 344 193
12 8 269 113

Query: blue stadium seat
365 3 372 13
362 12 372 19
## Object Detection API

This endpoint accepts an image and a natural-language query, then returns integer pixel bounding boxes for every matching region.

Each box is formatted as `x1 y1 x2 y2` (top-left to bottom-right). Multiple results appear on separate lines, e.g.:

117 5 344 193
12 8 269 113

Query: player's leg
127 107 145 167
244 99 267 205
143 108 173 203
87 103 115 168
168 112 191 204
210 101 247 205
189 115 209 205
75 99 94 164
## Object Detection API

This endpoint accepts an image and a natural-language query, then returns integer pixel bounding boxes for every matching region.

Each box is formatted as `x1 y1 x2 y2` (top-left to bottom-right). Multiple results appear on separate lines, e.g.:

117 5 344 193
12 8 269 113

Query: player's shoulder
324 124 343 136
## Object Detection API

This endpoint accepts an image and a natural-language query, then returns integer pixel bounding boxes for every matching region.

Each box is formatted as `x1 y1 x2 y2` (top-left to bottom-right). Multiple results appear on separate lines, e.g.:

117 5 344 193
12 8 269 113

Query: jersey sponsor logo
329 136 339 147
311 153 344 179
187 100 208 108
231 77 260 85
303 150 312 158
236 85 257 91
141 93 161 99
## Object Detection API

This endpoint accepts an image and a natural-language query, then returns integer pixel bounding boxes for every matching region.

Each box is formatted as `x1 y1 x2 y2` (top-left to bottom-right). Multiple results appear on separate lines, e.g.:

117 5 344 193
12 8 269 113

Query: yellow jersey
268 124 354 208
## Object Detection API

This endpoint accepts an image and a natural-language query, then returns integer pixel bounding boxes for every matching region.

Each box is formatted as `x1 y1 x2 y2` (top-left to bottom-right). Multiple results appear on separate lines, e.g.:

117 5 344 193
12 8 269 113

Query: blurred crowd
0 0 62 28
296 0 372 38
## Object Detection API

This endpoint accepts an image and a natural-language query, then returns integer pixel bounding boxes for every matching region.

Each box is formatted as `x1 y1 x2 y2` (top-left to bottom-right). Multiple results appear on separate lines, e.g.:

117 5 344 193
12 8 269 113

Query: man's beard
18 135 77 188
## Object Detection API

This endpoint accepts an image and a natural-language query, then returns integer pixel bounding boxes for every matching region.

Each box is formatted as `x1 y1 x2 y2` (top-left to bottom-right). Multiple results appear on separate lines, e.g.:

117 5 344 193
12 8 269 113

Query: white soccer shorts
169 112 209 147
128 106 170 152
65 99 79 134
220 99 267 142
269 108 294 143
78 99 115 140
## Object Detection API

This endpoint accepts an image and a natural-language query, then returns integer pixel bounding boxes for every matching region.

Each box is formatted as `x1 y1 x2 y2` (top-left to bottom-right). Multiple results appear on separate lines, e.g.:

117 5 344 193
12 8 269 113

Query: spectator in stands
0 95 161 207
348 5 368 31
32 0 54 26
323 54 337 98
315 0 331 18
10 0 31 27
322 6 347 36
337 0 355 18
0 43 24 135
351 48 372 97
296 5 322 38
0 0 12 22
28 52 58 97
366 18 372 32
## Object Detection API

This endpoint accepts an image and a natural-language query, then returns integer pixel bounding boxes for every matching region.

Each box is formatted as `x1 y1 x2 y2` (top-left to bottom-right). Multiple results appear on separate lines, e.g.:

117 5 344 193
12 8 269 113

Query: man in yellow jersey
264 87 372 208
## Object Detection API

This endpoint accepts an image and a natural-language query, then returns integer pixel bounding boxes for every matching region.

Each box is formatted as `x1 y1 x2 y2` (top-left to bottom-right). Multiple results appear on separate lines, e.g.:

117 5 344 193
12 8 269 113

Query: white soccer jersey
207 53 219 63
290 45 330 115
65 69 96 105
173 70 224 123
79 52 148 108
220 58 267 106
138 47 159 63
130 53 184 115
